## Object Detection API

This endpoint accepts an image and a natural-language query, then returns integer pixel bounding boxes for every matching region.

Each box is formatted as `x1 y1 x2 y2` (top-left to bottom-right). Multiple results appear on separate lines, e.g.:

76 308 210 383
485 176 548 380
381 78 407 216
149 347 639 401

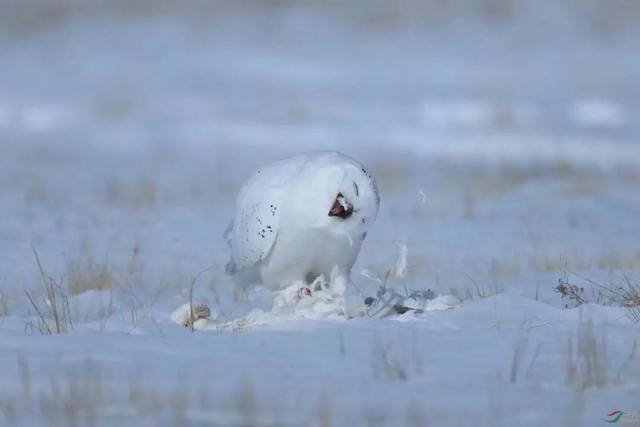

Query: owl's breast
258 224 363 290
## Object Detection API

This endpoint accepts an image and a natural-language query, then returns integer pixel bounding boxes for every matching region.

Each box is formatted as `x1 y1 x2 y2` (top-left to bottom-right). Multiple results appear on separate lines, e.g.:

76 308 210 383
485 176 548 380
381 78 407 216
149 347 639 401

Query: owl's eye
328 193 353 219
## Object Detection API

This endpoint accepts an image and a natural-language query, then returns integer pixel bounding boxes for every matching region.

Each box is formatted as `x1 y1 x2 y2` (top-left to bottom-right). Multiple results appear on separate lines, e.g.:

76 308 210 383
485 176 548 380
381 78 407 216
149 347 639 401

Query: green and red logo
604 410 624 423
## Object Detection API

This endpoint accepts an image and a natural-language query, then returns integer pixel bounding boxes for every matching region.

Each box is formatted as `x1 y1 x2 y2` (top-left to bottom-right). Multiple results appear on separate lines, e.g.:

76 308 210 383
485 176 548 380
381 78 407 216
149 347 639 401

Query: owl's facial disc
328 193 353 219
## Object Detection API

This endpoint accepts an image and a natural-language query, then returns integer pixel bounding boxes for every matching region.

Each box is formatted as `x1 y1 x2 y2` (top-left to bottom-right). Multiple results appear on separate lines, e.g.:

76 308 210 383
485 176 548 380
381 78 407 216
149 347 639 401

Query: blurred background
1 2 640 425
1 0 639 310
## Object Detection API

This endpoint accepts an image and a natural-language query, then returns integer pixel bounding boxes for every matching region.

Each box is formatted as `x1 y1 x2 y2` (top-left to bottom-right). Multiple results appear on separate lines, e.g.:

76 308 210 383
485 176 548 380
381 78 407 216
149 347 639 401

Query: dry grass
1 361 323 426
461 273 506 301
0 290 9 316
370 334 425 382
21 247 146 334
24 248 73 334
0 358 326 427
565 320 609 389
555 274 587 307
68 258 115 296
2 324 633 425
555 273 640 323
506 318 638 390
371 342 409 381
509 324 530 384
3 0 639 46
66 243 146 316
530 250 640 274
105 178 158 210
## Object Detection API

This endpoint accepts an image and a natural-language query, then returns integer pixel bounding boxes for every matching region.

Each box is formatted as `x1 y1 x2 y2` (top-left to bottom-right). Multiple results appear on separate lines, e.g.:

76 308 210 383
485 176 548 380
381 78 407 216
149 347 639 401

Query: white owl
224 151 380 295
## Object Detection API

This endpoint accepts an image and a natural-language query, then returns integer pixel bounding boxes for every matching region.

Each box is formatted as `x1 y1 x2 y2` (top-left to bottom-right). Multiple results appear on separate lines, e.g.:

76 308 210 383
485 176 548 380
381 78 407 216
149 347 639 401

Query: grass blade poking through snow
23 248 72 334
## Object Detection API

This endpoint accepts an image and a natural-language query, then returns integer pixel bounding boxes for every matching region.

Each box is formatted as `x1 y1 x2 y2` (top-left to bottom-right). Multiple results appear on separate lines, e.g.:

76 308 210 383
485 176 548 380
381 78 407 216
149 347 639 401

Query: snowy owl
224 151 380 293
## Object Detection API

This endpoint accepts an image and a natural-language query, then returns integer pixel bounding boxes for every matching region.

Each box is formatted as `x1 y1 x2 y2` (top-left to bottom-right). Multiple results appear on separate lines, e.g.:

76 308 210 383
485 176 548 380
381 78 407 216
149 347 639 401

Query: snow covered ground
1 1 639 426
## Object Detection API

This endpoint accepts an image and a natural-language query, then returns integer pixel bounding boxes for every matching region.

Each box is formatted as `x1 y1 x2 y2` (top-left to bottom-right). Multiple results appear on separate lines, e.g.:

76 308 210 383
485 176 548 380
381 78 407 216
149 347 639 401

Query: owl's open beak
328 193 353 219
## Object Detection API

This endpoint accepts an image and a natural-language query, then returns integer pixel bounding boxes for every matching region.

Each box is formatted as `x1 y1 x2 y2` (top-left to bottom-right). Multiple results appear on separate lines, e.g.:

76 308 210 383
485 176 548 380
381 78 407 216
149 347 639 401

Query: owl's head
322 161 380 238
289 152 380 239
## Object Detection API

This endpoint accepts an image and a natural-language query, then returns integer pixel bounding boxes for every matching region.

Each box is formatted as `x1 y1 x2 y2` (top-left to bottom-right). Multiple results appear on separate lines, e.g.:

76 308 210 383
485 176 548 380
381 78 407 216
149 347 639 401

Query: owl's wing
226 158 305 275
227 198 281 273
